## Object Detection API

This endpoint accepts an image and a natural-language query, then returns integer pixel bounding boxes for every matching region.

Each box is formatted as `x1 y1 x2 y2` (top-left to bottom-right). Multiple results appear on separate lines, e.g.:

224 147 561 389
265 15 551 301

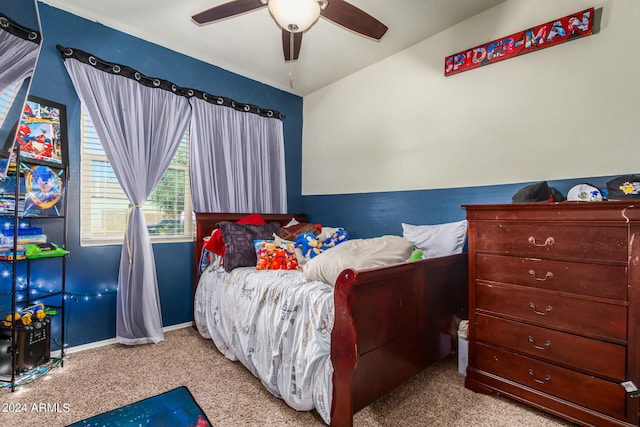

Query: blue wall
8 3 303 347
302 176 625 238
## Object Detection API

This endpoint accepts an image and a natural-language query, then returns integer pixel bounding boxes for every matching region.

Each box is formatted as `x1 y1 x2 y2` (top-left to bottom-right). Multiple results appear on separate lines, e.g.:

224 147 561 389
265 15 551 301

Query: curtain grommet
88 56 97 66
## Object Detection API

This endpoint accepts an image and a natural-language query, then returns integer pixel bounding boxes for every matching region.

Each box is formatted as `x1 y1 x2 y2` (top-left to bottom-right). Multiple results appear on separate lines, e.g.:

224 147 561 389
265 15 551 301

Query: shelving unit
0 147 68 390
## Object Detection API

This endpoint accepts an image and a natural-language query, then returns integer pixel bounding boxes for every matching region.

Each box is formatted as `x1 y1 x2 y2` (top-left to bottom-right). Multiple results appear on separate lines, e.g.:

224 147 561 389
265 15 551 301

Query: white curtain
63 58 191 344
189 96 287 213
0 26 39 95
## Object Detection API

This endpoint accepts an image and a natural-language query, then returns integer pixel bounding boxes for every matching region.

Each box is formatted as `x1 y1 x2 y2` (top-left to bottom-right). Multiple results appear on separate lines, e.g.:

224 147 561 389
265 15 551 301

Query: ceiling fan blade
321 0 388 40
192 0 266 25
282 29 303 61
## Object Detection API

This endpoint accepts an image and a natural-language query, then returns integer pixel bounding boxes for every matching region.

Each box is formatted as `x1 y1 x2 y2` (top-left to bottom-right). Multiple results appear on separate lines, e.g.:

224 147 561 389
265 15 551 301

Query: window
80 107 193 246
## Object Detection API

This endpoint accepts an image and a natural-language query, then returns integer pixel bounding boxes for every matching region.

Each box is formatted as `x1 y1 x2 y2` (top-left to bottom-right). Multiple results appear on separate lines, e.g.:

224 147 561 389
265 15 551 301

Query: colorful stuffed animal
315 227 338 244
322 227 348 249
295 232 324 260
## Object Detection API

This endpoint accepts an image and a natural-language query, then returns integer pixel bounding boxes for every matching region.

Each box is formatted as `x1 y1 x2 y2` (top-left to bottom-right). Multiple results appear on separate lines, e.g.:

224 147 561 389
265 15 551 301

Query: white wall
302 0 639 195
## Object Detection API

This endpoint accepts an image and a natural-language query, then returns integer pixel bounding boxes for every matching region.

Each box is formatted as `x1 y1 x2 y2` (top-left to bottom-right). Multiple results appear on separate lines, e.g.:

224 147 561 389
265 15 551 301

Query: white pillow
303 235 414 285
402 220 468 259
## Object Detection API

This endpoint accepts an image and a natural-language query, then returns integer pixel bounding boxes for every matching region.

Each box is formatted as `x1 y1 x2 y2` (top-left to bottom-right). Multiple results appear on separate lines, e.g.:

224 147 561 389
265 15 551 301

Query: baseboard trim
51 322 192 357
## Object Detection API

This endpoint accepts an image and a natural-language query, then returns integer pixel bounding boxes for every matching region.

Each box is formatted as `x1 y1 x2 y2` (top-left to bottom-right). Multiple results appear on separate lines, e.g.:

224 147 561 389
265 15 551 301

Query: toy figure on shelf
3 303 46 327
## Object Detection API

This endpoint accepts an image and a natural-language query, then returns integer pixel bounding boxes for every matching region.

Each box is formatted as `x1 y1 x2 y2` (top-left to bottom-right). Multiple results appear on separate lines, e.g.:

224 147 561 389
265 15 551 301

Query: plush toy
315 227 338 244
407 249 423 262
295 232 324 260
322 227 348 249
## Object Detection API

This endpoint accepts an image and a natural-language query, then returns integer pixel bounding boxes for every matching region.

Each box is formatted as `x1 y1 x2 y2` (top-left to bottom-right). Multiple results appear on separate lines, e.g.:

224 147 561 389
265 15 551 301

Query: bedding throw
193 267 334 424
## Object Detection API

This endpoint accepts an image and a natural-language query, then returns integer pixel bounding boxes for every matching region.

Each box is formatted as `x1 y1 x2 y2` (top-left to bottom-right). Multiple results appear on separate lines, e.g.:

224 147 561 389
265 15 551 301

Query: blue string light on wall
63 286 118 302
0 270 118 307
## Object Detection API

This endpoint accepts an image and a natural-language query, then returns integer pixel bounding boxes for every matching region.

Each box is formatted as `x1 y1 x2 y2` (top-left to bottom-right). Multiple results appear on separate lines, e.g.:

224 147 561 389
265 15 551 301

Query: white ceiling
40 0 506 96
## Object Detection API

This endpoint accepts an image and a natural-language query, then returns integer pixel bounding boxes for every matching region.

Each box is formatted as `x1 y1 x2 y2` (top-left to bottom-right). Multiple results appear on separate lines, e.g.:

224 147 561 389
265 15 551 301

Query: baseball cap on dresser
606 175 640 200
567 184 604 202
512 181 566 203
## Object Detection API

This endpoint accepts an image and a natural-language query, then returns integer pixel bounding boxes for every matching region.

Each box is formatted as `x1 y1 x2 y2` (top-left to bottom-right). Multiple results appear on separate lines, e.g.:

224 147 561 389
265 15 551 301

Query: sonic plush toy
322 227 348 249
295 232 324 260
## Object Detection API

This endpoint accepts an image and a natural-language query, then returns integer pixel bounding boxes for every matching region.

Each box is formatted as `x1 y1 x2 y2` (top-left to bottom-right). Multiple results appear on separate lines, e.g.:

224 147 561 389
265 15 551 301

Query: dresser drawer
476 254 627 301
474 314 626 380
475 223 627 262
476 283 627 341
475 342 626 419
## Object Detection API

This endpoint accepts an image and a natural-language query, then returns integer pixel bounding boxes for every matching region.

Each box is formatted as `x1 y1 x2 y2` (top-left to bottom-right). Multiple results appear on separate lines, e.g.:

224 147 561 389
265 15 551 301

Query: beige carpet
0 327 573 426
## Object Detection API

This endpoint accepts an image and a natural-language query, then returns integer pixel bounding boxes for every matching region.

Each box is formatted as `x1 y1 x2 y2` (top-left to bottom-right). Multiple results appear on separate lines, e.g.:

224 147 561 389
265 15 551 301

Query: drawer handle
528 369 552 384
528 302 552 315
528 270 554 281
528 236 555 247
527 336 551 350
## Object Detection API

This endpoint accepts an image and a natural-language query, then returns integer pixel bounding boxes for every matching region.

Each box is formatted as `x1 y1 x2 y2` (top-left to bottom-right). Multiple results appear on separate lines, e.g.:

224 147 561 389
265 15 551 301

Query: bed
192 213 468 426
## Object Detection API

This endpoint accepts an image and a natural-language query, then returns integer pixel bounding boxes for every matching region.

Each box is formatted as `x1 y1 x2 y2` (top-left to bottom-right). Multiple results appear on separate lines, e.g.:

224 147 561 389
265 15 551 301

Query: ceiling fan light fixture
267 0 322 33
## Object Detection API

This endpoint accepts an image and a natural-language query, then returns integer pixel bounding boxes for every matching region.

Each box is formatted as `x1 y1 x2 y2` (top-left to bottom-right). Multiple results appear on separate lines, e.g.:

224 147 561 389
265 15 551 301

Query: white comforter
193 266 335 424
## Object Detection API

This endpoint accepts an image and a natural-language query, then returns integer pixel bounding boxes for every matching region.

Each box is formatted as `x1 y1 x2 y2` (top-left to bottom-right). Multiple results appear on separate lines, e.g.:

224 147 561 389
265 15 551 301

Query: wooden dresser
463 202 640 427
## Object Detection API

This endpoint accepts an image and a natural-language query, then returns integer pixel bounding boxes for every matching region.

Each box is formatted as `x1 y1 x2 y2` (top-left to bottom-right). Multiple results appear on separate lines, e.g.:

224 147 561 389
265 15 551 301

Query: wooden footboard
330 254 469 427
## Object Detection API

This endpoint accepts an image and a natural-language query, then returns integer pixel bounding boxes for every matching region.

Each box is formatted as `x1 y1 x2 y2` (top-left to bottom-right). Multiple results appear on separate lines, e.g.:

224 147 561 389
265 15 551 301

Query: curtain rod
56 45 285 120
0 13 41 44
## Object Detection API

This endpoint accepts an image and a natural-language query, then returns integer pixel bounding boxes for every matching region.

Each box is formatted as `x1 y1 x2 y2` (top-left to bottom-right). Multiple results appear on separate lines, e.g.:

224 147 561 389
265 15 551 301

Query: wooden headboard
193 212 308 295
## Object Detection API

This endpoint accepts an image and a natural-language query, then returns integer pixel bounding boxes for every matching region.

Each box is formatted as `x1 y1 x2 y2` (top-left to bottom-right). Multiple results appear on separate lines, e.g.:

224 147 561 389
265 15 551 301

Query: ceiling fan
192 0 388 61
